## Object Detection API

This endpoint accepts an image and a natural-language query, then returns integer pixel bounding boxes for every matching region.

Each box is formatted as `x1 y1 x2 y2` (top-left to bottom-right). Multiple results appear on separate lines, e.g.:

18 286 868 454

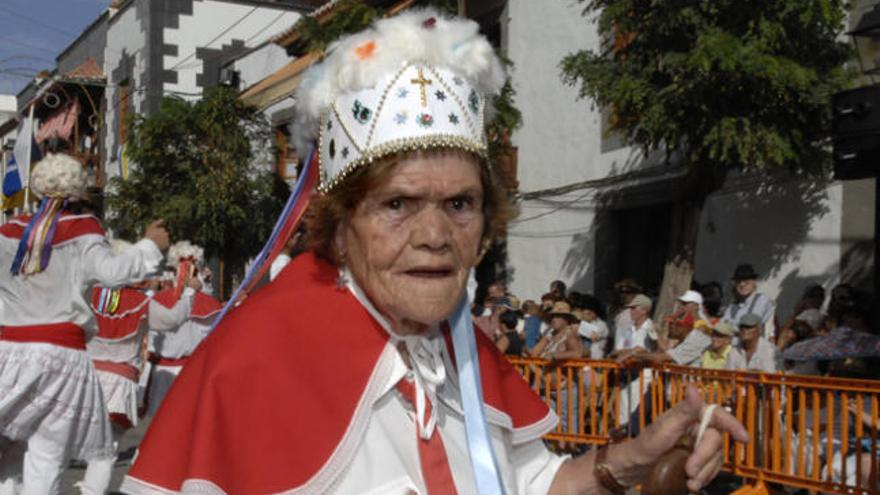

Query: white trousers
146 365 182 417
0 434 67 495
77 427 123 495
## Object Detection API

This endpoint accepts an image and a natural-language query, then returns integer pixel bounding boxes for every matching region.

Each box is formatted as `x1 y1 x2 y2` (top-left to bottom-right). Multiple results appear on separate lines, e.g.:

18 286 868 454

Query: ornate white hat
167 240 204 268
292 8 506 193
30 153 88 199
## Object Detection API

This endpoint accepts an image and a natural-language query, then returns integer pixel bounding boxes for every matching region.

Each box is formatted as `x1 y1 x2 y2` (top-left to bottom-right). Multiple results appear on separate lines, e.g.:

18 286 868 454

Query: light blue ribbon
449 295 507 495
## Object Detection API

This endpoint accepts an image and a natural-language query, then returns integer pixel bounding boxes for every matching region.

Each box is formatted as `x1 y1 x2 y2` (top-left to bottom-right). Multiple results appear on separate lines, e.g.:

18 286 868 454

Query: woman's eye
448 196 474 211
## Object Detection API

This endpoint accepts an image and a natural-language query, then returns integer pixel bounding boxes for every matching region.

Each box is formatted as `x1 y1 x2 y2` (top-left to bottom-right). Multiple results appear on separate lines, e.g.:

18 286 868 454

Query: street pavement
60 418 150 494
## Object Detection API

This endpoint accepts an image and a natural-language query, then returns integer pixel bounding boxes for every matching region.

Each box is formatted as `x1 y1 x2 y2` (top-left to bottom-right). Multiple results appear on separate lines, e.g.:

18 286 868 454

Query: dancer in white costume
146 241 222 418
0 153 169 494
77 240 200 495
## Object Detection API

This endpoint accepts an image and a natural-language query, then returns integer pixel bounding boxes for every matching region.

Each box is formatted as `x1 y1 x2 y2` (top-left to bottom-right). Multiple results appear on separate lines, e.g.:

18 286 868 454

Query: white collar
342 267 446 440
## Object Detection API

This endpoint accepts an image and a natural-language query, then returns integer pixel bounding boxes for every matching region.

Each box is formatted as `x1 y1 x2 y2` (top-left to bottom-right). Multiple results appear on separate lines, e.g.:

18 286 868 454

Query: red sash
0 322 86 350
155 356 189 367
93 360 140 382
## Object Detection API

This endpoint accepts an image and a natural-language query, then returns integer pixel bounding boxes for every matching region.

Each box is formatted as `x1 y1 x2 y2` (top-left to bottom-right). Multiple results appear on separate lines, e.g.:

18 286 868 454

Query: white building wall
232 42 292 92
505 0 645 300
695 178 854 323
502 0 872 318
103 6 149 183
163 3 299 98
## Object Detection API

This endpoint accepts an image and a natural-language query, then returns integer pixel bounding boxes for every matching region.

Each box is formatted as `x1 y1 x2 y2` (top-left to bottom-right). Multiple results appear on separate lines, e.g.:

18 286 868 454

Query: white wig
30 153 88 199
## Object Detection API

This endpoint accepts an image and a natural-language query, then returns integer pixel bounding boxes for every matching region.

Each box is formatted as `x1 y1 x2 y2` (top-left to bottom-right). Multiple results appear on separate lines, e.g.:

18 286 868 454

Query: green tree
106 86 288 295
560 0 853 320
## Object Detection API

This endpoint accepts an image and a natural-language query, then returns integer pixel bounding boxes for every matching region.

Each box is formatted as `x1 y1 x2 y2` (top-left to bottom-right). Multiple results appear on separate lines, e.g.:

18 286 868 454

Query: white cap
678 290 704 305
291 8 506 193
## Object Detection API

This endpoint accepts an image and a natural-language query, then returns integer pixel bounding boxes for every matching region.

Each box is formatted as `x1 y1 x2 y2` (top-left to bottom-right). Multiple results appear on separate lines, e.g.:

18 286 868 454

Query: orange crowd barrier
507 357 880 495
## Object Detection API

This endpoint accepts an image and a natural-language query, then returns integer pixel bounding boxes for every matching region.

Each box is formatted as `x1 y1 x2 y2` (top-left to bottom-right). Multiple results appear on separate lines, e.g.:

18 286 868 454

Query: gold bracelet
594 445 627 495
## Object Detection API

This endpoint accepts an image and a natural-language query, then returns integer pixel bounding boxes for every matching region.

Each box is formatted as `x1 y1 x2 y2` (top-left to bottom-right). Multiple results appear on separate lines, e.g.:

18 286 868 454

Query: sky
0 0 111 95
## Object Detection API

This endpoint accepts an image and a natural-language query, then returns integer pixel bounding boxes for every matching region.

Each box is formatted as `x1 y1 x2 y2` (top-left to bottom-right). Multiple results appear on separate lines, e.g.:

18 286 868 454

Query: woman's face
340 151 485 334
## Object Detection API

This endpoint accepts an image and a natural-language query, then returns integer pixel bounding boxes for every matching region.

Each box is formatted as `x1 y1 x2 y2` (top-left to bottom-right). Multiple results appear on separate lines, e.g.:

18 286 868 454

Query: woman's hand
620 385 749 492
548 385 748 495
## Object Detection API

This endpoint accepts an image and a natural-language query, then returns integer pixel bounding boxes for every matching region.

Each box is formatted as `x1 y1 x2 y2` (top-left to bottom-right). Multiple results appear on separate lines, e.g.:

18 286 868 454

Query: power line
0 5 78 38
174 10 293 72
0 36 59 56
168 7 259 72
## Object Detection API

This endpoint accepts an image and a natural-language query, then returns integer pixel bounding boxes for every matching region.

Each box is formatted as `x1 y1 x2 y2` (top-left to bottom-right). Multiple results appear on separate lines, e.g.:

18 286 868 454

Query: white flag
13 105 36 188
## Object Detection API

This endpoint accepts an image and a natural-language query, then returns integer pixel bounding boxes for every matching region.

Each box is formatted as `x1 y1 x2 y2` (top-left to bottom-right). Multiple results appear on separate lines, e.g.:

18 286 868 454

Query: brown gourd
642 434 695 495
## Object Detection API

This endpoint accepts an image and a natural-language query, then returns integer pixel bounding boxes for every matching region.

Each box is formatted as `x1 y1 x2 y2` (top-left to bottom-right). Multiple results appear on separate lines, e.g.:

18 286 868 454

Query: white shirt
578 319 609 359
614 318 657 352
334 274 567 494
0 218 162 338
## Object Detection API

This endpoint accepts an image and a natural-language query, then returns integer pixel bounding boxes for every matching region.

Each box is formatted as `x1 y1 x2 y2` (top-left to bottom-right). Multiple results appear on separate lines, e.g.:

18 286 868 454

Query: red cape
125 252 553 494
91 287 150 339
0 213 105 245
153 288 223 319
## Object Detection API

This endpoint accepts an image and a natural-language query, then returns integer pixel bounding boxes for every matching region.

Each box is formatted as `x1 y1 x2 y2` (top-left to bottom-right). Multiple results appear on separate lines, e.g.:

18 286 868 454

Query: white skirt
95 369 139 427
0 341 113 461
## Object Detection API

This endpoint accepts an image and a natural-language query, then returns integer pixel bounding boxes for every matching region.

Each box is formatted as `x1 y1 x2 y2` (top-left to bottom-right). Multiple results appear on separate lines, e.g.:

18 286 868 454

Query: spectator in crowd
624 290 712 368
610 279 643 348
778 309 824 376
700 322 739 370
494 310 524 356
573 294 609 359
522 300 544 351
540 292 560 313
827 285 873 333
531 301 584 361
550 280 567 300
727 313 779 372
696 282 724 333
664 290 705 344
474 280 508 317
613 294 657 356
722 263 777 341
474 296 514 341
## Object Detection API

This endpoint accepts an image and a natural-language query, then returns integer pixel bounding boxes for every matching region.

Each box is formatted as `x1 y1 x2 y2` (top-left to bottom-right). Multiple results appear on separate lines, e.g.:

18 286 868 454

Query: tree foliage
106 86 288 276
561 0 853 190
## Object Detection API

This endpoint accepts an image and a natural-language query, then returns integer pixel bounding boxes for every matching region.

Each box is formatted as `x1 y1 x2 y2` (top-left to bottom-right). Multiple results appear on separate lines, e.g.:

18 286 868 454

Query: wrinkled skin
338 151 484 335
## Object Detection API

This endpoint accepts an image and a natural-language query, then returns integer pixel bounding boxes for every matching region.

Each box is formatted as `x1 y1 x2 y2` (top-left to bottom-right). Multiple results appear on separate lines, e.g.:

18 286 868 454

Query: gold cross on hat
410 67 433 107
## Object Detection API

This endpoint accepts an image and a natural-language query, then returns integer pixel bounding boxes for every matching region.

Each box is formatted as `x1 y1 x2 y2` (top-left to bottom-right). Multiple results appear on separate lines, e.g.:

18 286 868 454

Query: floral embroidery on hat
341 146 349 158
417 113 434 128
352 100 372 124
326 119 332 130
468 90 479 113
394 111 408 125
435 90 446 101
397 87 409 99
422 17 436 29
453 76 464 86
355 40 376 60
448 113 459 125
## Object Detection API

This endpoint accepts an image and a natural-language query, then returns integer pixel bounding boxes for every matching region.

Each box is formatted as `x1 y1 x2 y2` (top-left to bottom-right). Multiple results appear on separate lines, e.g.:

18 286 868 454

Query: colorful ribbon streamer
10 197 67 276
449 295 507 495
208 149 318 333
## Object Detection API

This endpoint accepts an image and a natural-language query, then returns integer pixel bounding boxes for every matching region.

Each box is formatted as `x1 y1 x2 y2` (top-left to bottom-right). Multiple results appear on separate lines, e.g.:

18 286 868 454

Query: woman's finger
686 427 723 476
686 452 724 492
702 402 749 443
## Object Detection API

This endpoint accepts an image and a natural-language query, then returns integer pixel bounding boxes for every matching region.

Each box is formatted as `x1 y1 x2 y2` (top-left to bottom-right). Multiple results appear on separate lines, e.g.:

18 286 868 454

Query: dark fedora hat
732 264 759 281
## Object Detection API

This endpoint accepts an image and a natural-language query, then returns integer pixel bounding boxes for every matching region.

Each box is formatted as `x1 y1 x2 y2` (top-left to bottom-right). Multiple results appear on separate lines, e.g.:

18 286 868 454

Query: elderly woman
123 9 747 495
0 153 168 494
